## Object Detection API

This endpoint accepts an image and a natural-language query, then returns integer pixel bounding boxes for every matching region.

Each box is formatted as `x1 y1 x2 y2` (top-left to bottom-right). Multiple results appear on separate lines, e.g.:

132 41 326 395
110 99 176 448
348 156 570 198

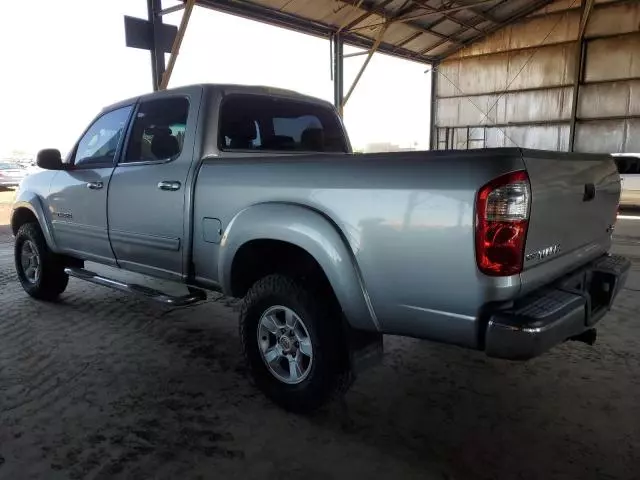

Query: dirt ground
0 221 639 479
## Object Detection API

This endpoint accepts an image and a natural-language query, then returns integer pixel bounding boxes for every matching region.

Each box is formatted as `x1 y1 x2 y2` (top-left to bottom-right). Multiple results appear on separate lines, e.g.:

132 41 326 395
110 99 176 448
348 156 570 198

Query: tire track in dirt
2 363 93 417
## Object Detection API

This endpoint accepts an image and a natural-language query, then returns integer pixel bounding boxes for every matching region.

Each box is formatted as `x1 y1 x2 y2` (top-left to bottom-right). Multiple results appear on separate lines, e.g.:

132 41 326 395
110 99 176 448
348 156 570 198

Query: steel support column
429 63 438 150
569 0 595 152
332 34 344 115
147 0 166 91
568 40 586 152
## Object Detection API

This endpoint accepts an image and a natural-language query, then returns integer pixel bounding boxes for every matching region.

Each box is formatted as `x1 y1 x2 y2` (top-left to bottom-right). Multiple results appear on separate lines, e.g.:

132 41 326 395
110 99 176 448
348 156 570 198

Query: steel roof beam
340 0 396 32
442 0 502 24
394 31 425 48
407 0 491 34
419 0 509 42
340 0 463 44
158 3 186 16
445 0 555 57
393 0 501 23
416 0 547 58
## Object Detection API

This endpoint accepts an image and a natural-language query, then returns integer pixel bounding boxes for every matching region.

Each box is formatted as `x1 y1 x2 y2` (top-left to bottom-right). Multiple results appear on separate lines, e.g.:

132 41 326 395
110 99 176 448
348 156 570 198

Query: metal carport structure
131 0 639 153
432 0 640 153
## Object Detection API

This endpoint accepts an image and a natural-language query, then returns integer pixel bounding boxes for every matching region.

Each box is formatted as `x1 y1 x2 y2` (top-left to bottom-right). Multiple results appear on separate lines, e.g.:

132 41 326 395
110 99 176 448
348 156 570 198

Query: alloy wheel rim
257 305 313 384
20 240 41 284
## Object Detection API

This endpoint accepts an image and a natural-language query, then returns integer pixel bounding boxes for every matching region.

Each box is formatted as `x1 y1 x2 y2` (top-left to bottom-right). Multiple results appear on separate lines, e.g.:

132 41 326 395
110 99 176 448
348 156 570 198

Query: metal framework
568 0 595 151
160 0 196 90
136 0 563 107
331 35 344 114
431 0 639 153
148 0 166 91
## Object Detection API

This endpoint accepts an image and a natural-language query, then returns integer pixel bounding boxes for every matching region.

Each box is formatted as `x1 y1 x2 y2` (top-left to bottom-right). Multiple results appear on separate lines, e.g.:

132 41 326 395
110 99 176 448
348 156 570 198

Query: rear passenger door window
124 97 189 163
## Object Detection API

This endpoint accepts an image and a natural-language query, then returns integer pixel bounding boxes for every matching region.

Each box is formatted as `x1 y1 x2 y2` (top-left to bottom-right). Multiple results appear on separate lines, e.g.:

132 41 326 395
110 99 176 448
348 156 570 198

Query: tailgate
522 150 620 274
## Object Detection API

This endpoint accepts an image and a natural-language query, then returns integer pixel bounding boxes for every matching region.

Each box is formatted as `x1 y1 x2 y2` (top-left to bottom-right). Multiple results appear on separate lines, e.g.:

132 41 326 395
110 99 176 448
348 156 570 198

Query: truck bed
192 148 620 348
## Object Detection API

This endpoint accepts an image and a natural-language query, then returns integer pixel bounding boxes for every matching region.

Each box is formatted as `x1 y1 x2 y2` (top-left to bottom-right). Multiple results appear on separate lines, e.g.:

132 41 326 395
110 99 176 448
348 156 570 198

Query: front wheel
14 223 69 301
239 274 351 413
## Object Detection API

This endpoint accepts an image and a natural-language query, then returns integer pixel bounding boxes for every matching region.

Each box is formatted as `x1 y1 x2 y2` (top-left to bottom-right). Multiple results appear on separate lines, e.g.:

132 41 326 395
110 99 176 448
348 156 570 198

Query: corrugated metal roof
192 0 561 63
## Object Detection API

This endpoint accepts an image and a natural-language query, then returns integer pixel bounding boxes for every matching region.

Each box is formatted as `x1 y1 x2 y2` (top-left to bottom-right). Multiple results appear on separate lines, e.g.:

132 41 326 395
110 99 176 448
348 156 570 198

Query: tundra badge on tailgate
525 244 561 262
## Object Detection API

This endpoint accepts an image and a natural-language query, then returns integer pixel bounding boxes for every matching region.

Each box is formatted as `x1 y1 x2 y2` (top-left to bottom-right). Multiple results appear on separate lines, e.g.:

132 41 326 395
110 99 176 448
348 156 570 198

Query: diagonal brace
341 22 390 111
160 0 196 90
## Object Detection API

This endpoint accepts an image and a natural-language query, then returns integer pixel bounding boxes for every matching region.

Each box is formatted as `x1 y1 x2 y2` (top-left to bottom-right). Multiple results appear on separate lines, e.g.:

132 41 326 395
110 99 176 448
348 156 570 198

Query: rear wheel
14 223 69 301
239 274 351 413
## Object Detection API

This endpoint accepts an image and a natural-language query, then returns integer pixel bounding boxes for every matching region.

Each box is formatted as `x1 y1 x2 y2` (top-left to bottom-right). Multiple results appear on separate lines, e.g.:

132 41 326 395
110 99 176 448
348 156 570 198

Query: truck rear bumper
485 254 631 360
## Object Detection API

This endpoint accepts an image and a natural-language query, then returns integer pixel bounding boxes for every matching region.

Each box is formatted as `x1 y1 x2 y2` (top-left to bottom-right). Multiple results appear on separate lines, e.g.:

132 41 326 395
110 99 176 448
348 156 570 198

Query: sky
0 0 431 157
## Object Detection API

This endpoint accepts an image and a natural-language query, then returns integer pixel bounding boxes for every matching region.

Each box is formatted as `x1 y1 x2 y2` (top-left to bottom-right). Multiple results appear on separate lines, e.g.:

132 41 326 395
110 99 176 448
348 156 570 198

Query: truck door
107 91 199 279
48 105 133 264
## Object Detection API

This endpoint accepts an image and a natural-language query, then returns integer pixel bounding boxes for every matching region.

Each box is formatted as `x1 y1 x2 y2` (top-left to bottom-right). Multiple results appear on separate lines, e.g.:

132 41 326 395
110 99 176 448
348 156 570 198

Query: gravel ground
0 225 639 480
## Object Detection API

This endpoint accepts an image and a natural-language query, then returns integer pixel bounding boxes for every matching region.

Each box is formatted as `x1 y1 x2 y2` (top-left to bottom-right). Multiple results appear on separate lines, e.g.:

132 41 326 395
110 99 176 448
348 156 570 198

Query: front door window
73 107 132 167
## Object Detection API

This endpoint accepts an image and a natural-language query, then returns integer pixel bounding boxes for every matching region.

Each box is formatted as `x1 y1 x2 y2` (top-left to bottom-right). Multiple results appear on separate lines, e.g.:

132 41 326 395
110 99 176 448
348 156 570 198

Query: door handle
158 181 181 191
86 181 103 190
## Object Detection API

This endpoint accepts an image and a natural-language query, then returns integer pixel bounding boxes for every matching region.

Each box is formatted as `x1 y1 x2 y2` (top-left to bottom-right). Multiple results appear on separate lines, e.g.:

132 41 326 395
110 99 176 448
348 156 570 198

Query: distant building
362 142 418 153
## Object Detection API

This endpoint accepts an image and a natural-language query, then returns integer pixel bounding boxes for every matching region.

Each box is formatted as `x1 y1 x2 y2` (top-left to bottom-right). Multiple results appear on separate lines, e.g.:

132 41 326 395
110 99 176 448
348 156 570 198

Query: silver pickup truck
12 84 630 412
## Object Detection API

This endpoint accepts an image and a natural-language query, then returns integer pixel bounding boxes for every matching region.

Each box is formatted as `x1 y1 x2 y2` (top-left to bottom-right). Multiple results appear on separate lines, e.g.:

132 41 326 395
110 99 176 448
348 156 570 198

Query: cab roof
102 83 333 113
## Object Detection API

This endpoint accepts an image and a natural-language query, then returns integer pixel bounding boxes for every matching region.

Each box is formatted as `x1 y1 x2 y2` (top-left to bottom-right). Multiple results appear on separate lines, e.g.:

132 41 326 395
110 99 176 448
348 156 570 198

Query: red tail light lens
476 171 530 276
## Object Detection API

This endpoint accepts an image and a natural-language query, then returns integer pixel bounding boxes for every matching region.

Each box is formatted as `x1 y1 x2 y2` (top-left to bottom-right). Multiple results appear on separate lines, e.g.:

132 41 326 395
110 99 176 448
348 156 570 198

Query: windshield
219 94 348 153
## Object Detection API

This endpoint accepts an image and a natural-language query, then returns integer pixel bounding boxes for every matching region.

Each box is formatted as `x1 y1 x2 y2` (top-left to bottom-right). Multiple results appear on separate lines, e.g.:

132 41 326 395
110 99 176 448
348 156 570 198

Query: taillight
475 170 530 276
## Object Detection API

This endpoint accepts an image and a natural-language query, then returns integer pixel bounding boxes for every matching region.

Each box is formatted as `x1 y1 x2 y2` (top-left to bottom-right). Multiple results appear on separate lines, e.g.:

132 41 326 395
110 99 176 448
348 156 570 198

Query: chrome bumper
485 254 631 360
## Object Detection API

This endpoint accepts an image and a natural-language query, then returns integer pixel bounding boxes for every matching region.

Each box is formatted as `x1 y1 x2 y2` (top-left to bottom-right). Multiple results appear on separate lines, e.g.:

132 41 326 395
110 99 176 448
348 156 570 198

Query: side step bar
64 267 207 306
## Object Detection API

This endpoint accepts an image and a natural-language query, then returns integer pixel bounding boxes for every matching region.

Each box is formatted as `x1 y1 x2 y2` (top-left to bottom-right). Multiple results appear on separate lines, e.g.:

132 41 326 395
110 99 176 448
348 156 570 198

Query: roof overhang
189 0 557 63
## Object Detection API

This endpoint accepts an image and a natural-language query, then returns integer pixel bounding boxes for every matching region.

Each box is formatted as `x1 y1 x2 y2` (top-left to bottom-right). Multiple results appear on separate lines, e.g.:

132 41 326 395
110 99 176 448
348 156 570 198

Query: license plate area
558 269 616 326
586 271 616 325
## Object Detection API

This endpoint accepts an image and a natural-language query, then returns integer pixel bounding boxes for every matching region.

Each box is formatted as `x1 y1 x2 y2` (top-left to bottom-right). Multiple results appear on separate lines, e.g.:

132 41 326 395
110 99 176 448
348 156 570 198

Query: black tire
239 274 351 413
14 222 69 301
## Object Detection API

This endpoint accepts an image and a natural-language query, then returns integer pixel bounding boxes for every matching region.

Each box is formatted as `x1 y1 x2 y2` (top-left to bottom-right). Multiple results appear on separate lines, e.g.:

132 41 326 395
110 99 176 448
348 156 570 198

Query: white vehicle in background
0 162 29 190
613 153 640 209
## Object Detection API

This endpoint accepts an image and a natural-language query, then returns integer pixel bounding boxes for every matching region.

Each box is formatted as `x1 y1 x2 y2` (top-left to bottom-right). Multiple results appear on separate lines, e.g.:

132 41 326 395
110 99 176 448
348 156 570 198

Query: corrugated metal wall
433 0 640 153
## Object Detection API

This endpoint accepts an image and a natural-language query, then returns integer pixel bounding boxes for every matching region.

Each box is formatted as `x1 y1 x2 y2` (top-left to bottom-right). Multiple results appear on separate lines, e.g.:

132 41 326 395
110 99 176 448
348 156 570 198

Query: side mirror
36 149 63 170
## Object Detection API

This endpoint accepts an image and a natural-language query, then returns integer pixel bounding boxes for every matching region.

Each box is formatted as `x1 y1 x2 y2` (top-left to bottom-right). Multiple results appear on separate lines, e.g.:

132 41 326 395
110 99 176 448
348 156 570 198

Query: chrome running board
64 267 207 306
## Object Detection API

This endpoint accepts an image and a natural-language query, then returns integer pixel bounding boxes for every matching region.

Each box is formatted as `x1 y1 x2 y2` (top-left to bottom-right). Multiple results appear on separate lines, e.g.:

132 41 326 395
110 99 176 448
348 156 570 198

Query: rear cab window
218 94 348 153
